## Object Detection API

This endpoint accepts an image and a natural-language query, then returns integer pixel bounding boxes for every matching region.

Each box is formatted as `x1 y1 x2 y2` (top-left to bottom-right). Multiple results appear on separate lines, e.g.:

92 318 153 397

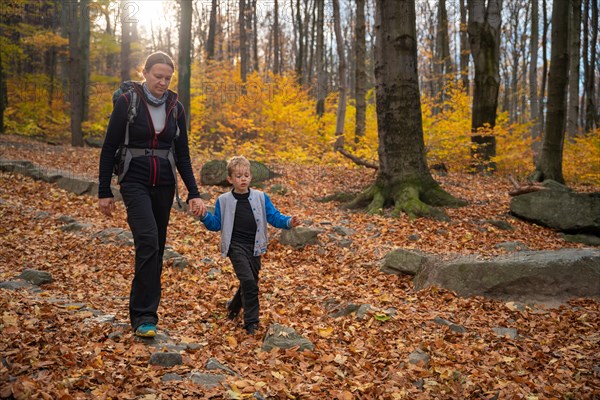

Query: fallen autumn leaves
1 135 599 399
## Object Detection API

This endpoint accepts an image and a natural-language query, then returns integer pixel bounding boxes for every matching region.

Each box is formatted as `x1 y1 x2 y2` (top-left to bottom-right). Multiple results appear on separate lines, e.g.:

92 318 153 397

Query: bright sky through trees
125 0 170 33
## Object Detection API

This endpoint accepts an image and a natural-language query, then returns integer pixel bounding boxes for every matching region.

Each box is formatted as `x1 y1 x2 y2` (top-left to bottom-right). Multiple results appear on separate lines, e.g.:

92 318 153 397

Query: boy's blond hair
227 156 251 176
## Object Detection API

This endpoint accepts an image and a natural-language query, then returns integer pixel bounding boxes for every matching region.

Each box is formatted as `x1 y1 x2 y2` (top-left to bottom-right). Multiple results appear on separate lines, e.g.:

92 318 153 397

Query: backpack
111 81 182 207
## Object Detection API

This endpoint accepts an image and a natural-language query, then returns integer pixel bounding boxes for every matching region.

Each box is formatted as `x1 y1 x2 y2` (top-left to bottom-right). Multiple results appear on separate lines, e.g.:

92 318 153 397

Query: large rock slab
380 248 429 276
510 189 600 234
413 249 600 303
56 175 96 195
200 159 276 186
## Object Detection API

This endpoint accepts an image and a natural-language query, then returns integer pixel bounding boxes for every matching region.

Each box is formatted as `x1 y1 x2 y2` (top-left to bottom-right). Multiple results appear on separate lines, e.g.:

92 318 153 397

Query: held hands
188 197 207 218
98 198 115 217
290 216 301 227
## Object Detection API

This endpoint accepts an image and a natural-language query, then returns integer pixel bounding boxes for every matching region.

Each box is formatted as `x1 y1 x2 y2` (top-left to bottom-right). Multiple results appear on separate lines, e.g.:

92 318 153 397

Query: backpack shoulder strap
173 101 181 141
124 87 141 147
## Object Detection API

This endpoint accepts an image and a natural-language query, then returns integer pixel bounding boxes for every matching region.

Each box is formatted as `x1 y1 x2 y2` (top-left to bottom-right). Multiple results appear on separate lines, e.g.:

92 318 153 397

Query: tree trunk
103 6 117 76
328 28 334 89
120 0 131 81
47 4 61 108
178 0 192 130
47 47 56 107
59 1 70 101
301 0 313 86
226 1 232 62
468 0 502 173
315 0 326 117
532 0 570 184
434 0 452 111
539 0 549 135
206 0 217 60
239 0 248 84
507 1 522 123
585 0 598 132
80 0 90 122
295 0 304 82
273 0 280 74
346 0 466 219
69 1 83 147
567 0 582 137
501 64 511 117
426 4 436 99
516 1 530 124
0 49 6 134
306 1 316 84
252 0 259 72
530 0 540 147
460 0 470 91
355 0 367 145
332 0 347 142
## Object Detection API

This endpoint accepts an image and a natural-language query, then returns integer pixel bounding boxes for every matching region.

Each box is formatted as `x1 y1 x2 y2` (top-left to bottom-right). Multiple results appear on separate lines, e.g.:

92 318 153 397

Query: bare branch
334 136 378 170
507 176 547 196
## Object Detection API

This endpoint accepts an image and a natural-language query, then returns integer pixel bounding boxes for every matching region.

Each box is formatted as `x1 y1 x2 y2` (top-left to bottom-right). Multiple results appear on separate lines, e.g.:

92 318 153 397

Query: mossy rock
200 159 276 186
270 184 288 195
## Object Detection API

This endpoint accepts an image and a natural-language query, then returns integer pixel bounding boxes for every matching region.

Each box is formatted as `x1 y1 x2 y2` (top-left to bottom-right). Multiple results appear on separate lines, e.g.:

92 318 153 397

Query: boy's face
228 166 252 193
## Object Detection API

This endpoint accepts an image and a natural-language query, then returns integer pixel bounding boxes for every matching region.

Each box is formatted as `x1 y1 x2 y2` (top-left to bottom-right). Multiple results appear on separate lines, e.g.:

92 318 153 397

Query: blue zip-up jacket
201 189 292 257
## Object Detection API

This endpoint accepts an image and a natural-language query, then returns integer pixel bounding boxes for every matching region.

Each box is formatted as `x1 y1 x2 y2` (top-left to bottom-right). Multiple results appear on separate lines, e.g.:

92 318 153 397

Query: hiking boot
226 300 240 320
135 323 157 338
245 323 259 335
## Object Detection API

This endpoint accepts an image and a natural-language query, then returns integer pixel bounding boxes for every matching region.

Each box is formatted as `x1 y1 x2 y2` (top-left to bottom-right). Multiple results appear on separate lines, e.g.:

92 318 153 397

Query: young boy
200 156 300 334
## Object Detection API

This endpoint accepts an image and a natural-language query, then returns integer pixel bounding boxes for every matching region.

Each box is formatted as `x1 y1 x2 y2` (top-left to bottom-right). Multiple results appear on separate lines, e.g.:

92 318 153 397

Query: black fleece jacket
98 84 200 200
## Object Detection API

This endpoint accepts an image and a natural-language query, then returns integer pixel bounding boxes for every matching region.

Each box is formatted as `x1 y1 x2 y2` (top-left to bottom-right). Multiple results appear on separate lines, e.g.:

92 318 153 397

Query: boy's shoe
227 309 240 320
226 300 240 320
135 323 157 338
245 323 259 335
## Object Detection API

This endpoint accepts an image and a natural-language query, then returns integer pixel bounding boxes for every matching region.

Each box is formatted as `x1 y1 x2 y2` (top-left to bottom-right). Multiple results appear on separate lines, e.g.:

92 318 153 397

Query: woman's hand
98 198 115 217
188 198 206 218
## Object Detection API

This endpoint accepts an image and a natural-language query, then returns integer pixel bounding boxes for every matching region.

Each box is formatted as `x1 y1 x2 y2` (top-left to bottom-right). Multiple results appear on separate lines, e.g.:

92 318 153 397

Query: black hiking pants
120 181 175 331
227 242 262 328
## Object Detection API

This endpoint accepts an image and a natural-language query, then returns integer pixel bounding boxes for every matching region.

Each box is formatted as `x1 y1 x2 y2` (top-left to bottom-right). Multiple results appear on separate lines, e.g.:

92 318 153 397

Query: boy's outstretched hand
290 216 301 227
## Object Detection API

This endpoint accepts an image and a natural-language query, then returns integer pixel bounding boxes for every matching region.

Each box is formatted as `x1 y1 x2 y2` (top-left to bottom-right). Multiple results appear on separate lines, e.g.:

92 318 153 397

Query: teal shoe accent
135 323 157 337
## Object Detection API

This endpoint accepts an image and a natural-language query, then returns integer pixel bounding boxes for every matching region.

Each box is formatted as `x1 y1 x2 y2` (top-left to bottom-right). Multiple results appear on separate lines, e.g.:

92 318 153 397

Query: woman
98 51 205 337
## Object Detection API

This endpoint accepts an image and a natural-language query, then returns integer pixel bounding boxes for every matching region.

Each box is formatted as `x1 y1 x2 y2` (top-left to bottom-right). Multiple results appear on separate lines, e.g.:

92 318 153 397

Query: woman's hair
227 156 251 176
143 51 175 72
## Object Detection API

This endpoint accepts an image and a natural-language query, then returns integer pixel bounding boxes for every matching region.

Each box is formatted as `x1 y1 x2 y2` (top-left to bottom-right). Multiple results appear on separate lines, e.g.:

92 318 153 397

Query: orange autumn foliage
188 62 338 164
4 65 599 186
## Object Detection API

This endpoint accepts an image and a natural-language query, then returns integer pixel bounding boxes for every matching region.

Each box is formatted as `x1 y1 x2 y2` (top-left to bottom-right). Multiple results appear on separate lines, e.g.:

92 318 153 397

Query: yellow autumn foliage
188 62 339 164
563 129 600 185
4 64 598 186
421 83 472 171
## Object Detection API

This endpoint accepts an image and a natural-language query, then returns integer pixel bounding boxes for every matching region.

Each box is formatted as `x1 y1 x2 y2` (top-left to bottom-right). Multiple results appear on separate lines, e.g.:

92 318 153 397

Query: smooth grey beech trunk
467 0 502 173
354 0 367 144
533 0 571 183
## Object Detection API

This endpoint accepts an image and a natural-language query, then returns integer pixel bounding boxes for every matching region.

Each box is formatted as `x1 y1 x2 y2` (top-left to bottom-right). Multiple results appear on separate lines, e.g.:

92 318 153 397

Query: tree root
343 179 466 220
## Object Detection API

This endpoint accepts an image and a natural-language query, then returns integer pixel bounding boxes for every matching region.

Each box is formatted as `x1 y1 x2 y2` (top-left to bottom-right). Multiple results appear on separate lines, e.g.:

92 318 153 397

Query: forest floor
0 134 599 399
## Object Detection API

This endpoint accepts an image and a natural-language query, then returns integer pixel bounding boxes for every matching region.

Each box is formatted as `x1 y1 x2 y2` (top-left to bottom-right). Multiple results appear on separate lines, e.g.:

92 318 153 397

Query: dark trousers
227 241 262 328
120 182 174 330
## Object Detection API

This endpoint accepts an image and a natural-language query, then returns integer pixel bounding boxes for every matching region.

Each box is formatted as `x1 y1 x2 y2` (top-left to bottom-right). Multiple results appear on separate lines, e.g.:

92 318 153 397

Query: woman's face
143 63 174 98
